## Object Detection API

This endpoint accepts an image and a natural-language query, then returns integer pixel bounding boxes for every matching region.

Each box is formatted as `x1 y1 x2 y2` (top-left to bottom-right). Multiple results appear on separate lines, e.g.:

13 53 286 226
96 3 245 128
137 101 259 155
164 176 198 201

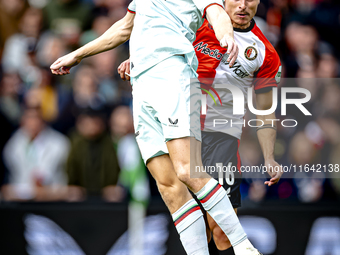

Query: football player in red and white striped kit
193 0 283 254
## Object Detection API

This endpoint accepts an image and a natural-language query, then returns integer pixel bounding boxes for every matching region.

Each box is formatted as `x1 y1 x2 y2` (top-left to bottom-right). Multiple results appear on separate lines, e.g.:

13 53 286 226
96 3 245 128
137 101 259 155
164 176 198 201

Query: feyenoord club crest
244 46 258 61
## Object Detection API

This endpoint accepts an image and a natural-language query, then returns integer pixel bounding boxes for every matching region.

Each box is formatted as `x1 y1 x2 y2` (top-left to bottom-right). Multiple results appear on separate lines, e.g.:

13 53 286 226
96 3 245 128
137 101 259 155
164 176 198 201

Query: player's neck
232 21 251 30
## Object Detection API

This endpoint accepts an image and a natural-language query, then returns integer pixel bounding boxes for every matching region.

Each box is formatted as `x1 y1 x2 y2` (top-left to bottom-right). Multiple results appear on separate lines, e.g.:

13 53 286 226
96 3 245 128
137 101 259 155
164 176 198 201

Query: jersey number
216 162 235 187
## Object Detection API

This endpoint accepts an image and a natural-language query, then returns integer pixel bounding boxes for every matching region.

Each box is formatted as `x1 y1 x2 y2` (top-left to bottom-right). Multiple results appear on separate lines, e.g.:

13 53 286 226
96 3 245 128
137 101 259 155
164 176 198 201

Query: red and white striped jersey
194 19 281 139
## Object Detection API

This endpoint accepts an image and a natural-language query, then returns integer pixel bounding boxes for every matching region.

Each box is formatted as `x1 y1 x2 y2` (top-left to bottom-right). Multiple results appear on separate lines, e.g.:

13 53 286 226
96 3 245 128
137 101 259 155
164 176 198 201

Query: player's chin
234 18 251 26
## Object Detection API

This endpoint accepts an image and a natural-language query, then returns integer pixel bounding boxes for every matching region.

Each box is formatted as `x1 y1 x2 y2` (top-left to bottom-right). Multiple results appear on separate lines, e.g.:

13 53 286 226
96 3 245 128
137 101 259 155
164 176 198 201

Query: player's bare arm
255 90 283 186
205 5 238 67
50 12 135 76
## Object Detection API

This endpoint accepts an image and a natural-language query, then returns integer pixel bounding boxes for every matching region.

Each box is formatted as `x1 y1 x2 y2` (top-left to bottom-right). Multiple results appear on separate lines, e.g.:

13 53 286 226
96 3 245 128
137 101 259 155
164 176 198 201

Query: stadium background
0 0 339 254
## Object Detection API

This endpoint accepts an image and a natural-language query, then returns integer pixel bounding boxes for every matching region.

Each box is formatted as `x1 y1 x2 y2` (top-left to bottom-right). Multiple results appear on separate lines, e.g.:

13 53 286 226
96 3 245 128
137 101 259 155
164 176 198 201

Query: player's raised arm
205 4 238 67
255 90 283 186
50 11 135 75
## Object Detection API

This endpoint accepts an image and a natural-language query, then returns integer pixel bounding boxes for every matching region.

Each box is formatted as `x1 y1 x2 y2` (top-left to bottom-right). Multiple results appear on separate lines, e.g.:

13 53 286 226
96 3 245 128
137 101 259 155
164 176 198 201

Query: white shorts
131 55 201 164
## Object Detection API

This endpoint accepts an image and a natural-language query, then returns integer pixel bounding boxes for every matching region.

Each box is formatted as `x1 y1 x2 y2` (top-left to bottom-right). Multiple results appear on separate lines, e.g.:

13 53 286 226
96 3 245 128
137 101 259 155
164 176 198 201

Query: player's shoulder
196 19 215 38
250 21 280 62
194 19 222 49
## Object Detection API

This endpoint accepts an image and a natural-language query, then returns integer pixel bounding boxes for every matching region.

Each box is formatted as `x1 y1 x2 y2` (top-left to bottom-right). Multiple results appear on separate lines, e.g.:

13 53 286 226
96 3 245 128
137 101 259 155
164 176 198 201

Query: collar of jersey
233 19 255 33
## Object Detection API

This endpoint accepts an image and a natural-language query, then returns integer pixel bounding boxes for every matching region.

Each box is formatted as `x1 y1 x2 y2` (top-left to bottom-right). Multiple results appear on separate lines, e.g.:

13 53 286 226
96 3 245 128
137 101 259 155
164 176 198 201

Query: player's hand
117 59 131 81
220 35 239 68
50 53 82 75
264 159 283 186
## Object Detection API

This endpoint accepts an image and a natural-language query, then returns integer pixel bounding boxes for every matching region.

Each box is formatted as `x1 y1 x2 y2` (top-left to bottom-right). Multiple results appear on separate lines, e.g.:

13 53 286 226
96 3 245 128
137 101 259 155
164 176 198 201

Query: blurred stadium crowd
0 0 339 205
